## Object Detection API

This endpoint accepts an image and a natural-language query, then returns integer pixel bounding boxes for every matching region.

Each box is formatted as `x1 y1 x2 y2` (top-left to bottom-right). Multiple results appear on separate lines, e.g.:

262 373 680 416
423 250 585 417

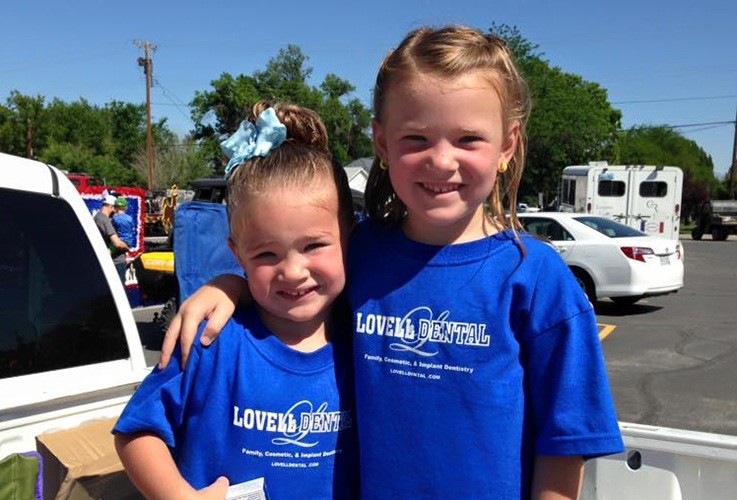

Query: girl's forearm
531 455 584 500
115 432 195 499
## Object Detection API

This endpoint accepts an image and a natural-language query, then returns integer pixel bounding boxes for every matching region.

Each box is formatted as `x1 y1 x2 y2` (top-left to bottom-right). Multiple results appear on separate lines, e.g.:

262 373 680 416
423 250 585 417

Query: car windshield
575 216 646 238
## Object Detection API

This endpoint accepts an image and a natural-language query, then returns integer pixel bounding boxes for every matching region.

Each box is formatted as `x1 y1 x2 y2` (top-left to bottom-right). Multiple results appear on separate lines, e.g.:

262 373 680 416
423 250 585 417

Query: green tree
0 91 46 157
190 45 372 172
617 125 718 219
492 25 622 204
190 73 261 169
319 75 372 164
191 73 261 139
106 100 148 167
40 142 131 184
45 98 112 154
0 91 181 188
41 98 146 185
133 134 212 189
715 170 735 199
254 45 322 108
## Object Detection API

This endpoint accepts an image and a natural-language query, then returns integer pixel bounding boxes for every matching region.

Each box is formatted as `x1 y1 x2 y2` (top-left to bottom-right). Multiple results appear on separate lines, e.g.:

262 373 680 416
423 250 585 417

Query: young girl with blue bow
114 101 359 499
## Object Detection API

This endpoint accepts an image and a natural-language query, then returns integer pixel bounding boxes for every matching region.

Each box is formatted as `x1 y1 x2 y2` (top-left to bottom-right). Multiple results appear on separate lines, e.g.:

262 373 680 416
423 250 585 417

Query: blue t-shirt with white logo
114 304 358 498
347 220 623 499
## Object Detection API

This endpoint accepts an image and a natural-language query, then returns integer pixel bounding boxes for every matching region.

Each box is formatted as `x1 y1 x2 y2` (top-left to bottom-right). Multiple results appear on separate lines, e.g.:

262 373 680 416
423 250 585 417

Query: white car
517 212 684 306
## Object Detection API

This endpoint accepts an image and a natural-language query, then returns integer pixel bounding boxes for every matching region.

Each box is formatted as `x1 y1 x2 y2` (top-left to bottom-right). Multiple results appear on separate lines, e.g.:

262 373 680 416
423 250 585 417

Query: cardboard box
35 417 141 500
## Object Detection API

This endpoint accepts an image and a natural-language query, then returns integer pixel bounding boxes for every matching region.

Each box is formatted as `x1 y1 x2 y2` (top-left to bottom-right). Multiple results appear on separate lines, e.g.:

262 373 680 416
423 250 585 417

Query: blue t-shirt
347 220 623 499
112 212 135 248
114 305 359 499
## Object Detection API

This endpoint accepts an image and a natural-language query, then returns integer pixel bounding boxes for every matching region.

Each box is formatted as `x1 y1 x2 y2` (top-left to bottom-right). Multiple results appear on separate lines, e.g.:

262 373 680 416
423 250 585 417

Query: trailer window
639 181 668 197
598 180 626 197
0 188 129 379
562 179 576 206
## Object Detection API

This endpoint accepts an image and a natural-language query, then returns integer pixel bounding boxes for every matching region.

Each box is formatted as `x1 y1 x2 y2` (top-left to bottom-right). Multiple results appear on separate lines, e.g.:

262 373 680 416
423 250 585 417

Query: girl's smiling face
228 184 347 348
373 71 519 245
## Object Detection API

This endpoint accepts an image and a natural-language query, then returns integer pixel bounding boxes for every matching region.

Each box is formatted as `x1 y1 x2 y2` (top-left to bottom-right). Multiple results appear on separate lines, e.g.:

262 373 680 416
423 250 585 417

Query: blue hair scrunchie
220 107 288 179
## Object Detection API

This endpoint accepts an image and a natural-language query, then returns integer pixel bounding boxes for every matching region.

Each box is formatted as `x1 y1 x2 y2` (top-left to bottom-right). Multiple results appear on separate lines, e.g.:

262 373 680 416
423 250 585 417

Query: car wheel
711 227 728 241
154 296 178 335
571 268 596 304
611 296 641 307
691 227 703 240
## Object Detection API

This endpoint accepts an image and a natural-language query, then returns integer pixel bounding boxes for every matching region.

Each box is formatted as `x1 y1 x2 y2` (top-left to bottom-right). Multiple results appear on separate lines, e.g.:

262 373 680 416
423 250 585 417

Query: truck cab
691 199 737 241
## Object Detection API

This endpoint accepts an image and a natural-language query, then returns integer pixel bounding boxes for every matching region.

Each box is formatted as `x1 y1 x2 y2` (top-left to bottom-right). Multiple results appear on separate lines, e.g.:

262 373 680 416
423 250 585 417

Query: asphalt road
133 305 166 367
133 234 737 436
597 235 737 436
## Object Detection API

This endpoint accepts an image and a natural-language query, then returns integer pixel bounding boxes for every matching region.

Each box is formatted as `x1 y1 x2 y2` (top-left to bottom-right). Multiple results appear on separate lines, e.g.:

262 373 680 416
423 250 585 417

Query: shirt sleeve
113 345 198 448
523 247 624 458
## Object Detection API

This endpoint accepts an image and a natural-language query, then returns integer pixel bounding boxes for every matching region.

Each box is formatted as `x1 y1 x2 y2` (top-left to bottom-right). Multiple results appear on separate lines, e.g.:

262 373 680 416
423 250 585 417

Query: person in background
112 197 135 248
93 193 129 283
113 101 359 499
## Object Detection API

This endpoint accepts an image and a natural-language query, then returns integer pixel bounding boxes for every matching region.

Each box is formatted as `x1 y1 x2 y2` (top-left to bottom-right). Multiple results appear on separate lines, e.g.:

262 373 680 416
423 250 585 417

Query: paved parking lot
597 237 737 436
133 305 165 366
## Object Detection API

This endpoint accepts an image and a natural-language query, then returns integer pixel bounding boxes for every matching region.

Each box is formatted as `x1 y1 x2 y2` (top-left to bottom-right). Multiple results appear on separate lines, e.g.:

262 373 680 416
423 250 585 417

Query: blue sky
4 0 736 177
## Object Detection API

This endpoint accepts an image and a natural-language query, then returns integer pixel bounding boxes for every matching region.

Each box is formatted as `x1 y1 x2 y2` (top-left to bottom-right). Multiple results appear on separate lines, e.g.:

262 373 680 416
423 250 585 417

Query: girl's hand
158 274 246 369
195 476 230 499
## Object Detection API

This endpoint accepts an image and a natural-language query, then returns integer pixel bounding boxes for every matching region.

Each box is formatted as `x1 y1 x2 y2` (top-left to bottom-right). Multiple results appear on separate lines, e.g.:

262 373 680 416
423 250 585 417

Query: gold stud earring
498 161 508 174
379 159 389 171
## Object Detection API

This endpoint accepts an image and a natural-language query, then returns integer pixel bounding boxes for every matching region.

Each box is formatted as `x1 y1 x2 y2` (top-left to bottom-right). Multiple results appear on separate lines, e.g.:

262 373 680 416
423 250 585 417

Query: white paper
225 477 268 500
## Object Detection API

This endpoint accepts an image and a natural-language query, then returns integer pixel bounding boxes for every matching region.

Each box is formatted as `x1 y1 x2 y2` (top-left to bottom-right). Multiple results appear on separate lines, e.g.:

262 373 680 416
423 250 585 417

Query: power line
152 79 189 108
613 95 737 105
151 102 188 106
661 120 735 129
153 78 195 124
677 124 733 134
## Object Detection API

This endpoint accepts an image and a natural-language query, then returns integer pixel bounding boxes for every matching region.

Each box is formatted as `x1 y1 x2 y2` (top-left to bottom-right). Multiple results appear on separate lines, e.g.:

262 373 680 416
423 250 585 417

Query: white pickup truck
1 152 736 499
0 153 149 496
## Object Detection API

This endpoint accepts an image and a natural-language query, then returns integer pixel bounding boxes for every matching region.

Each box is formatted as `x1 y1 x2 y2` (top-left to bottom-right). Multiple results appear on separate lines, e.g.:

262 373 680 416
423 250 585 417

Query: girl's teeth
284 289 309 297
424 184 456 193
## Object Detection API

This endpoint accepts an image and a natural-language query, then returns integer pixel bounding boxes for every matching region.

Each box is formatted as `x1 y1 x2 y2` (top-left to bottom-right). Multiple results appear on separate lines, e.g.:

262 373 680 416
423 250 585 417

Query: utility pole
135 40 157 191
730 104 737 200
26 118 33 159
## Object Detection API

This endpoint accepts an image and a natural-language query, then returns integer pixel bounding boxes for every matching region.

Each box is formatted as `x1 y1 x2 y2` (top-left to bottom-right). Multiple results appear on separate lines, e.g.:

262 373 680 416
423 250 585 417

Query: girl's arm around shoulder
159 274 247 369
115 432 229 499
531 455 584 500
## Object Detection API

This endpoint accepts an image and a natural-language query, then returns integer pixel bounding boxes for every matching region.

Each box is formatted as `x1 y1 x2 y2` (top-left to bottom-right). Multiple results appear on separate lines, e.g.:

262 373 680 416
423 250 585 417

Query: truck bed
583 422 737 499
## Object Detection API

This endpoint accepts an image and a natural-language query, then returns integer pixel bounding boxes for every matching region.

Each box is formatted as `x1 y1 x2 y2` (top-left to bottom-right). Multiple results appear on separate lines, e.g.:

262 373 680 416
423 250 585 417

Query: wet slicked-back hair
366 25 531 230
227 101 354 234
